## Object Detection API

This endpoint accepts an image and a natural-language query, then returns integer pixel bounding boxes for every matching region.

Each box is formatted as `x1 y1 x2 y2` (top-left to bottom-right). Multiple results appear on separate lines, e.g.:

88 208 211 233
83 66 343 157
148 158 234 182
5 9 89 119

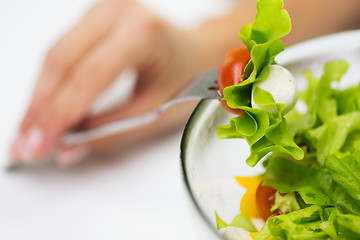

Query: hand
10 0 359 167
9 0 213 167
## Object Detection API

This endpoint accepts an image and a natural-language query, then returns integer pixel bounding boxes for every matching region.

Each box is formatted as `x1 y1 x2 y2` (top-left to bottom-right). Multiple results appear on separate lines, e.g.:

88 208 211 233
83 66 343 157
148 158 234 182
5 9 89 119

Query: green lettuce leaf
315 60 349 124
305 111 360 165
267 205 330 240
263 153 360 216
325 153 360 202
218 103 303 166
215 1 360 238
253 58 360 239
286 60 349 141
217 0 303 166
254 222 277 240
215 212 229 229
271 191 301 214
259 205 360 239
262 155 332 206
215 212 257 232
224 0 291 105
334 212 360 238
320 209 360 239
334 84 360 115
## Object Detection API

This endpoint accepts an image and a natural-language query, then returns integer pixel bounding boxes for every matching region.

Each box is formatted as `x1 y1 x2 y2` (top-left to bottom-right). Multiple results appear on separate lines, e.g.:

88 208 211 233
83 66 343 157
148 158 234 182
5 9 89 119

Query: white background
0 0 236 239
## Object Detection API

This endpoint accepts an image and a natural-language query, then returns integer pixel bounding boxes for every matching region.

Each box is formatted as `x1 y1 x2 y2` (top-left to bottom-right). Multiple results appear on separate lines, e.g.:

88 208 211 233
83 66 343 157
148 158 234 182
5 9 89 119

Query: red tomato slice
217 46 251 115
255 182 279 220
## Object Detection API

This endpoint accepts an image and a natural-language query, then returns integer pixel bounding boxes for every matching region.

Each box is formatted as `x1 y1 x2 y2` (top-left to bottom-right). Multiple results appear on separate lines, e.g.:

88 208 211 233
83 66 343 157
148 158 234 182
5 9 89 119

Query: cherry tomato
217 46 251 115
255 181 279 220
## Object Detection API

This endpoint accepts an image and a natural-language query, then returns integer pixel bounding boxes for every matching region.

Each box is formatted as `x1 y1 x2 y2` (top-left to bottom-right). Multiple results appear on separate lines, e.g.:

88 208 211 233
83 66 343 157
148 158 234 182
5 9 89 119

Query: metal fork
6 70 219 170
61 70 220 146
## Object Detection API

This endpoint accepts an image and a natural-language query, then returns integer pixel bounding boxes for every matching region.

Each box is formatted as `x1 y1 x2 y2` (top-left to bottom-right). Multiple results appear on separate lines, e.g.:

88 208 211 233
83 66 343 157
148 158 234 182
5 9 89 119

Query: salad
214 0 360 239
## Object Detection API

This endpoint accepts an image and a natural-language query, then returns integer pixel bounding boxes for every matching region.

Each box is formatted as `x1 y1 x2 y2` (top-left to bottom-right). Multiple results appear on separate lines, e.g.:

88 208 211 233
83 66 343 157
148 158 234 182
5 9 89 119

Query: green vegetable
217 0 303 167
325 153 360 202
306 111 360 165
215 212 257 232
215 0 360 238
255 59 360 239
263 153 360 215
263 154 333 206
256 206 360 239
271 191 301 214
266 205 330 240
254 222 277 240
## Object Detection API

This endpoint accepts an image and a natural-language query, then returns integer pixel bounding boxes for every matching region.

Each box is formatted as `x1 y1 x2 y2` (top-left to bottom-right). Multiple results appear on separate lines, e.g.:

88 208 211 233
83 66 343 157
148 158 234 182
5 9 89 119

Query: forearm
188 0 360 75
186 0 256 75
284 0 360 44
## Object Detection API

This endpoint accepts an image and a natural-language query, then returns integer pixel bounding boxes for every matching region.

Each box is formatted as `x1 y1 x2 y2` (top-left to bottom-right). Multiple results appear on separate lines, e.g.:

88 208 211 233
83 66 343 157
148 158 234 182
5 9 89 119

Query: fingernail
9 133 25 163
56 146 90 168
21 126 45 162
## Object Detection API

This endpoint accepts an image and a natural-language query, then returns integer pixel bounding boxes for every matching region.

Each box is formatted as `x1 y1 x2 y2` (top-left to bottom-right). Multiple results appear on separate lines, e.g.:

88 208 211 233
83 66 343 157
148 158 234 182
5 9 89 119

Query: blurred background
0 0 237 239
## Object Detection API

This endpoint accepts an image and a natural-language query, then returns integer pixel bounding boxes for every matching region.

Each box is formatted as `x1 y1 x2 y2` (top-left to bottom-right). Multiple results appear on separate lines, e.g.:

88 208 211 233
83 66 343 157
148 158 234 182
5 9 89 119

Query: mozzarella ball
251 65 298 115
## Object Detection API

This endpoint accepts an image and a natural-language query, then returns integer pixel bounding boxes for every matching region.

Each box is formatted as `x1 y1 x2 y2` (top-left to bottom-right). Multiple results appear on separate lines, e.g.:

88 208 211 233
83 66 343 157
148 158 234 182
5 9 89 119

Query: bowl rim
180 99 221 238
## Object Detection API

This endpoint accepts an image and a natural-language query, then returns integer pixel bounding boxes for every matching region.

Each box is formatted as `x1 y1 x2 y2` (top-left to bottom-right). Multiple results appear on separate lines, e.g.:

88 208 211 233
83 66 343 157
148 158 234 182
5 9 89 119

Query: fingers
49 9 159 128
10 3 164 163
55 100 198 168
56 145 91 168
20 1 127 133
38 0 128 94
79 84 167 129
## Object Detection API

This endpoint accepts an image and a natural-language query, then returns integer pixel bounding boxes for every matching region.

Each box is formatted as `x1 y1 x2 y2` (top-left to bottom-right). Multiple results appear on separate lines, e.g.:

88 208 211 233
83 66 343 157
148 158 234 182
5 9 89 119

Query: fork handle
61 70 219 145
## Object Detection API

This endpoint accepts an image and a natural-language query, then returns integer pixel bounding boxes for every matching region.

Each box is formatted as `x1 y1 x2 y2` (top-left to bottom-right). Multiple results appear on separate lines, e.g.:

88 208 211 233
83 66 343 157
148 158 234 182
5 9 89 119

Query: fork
62 70 220 146
61 70 220 146
6 70 219 170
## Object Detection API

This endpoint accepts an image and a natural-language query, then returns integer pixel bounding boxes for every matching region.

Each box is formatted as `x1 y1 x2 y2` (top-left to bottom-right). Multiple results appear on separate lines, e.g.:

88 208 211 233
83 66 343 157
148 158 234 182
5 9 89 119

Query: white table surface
0 0 236 239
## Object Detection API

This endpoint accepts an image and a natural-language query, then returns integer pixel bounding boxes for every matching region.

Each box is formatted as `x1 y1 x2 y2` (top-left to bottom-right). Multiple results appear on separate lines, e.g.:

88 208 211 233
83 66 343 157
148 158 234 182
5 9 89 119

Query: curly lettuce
215 1 360 238
217 0 303 167
257 59 360 239
216 212 257 232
